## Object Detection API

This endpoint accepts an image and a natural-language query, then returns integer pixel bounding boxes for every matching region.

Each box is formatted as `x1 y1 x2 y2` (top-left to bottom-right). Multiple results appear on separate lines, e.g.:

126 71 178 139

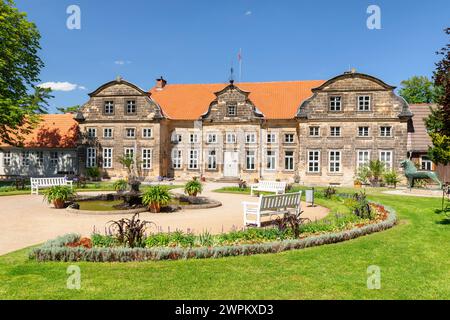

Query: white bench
30 177 73 195
250 180 286 196
243 191 302 227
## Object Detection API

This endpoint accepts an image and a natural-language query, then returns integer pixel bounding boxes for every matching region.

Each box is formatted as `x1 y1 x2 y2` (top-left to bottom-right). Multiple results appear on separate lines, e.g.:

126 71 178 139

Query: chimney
155 76 167 90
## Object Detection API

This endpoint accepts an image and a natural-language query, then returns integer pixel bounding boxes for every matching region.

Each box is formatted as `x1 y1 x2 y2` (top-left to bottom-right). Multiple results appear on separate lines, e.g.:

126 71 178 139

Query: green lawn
0 190 449 299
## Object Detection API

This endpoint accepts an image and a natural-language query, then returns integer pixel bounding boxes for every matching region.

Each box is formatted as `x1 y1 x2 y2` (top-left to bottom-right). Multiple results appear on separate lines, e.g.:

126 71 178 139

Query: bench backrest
31 177 67 187
259 192 302 211
258 181 287 190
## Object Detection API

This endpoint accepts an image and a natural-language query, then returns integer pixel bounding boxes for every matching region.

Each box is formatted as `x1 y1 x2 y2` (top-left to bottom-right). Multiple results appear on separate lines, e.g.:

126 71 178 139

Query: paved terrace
0 182 329 255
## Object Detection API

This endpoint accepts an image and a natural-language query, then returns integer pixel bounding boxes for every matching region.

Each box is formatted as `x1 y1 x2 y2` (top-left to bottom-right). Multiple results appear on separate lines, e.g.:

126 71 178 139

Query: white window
142 148 152 169
142 128 153 139
266 150 276 170
226 133 236 144
35 151 44 166
421 156 433 171
104 101 114 114
87 128 97 138
246 150 256 170
330 127 341 137
309 126 320 137
284 150 294 171
267 133 276 143
50 151 59 167
103 128 113 139
227 104 237 116
284 133 295 143
125 128 136 138
172 133 182 143
329 150 341 173
189 149 199 169
308 150 320 173
379 150 393 170
21 151 30 166
86 148 96 168
190 133 198 143
358 95 371 111
245 133 256 144
124 148 135 160
330 96 342 111
207 133 217 143
103 148 113 169
380 126 392 137
126 100 136 114
172 149 182 169
207 150 217 170
357 150 370 168
3 151 11 166
358 126 369 137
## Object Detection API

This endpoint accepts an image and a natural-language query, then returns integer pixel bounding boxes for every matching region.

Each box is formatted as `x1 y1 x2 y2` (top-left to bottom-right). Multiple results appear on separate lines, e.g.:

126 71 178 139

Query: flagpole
238 48 242 82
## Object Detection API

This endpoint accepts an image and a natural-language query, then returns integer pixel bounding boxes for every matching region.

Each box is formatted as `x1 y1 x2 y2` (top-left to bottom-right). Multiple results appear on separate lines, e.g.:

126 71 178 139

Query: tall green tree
399 76 436 104
0 0 50 145
425 28 450 165
57 105 80 114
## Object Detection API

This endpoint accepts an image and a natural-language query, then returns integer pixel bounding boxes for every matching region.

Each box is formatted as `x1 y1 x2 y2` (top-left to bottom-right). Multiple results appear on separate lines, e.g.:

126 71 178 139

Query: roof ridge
150 79 325 87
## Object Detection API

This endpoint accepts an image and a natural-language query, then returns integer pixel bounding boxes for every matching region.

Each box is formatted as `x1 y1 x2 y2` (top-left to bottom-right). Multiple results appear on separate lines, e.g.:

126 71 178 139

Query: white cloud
115 60 132 65
38 82 85 92
245 10 252 16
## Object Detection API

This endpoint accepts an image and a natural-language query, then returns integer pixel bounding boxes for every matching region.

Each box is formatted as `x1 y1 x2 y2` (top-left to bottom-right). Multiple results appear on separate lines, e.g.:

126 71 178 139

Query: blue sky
15 0 450 113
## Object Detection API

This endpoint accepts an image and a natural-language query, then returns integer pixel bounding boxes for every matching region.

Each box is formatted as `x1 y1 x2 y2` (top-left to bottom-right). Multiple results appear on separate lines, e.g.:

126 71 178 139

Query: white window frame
189 133 198 144
103 148 113 169
3 151 11 166
142 128 153 139
86 148 96 168
358 95 371 111
103 128 113 139
379 150 393 170
87 128 97 138
226 133 236 144
380 126 392 137
227 104 237 116
245 133 256 144
104 101 114 114
420 156 433 171
126 100 136 114
123 148 135 165
142 148 152 170
125 128 136 139
207 133 217 144
330 126 341 137
357 150 371 168
307 150 320 173
358 126 369 137
266 150 276 170
329 150 341 173
284 133 295 143
188 149 199 169
266 133 277 144
172 133 182 143
207 150 217 170
50 151 59 167
35 151 44 167
329 96 342 111
284 150 294 171
21 151 31 166
246 150 256 170
172 149 182 169
309 126 320 137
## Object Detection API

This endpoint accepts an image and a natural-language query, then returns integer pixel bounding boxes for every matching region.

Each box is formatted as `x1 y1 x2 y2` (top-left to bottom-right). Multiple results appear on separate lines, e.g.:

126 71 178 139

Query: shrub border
30 203 397 263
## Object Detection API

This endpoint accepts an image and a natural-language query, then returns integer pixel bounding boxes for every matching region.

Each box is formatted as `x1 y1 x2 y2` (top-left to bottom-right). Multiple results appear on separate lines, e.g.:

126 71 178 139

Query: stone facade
76 72 412 186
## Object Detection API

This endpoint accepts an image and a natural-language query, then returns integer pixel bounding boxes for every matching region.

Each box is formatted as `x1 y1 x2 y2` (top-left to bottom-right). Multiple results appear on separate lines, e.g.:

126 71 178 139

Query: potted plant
86 166 101 181
142 185 171 213
43 186 76 209
184 178 203 197
368 160 385 187
383 170 401 189
113 179 128 193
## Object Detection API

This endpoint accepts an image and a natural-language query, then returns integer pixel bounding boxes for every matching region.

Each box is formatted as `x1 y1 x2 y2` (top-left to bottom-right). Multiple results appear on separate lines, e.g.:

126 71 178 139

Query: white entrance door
224 151 239 177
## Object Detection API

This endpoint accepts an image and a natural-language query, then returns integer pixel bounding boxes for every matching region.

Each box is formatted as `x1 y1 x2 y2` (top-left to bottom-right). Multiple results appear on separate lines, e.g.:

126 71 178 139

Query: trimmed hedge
30 204 397 263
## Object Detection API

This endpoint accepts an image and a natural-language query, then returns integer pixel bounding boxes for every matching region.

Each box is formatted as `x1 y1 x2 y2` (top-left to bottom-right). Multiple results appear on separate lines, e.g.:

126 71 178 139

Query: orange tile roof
1 114 79 148
149 80 325 120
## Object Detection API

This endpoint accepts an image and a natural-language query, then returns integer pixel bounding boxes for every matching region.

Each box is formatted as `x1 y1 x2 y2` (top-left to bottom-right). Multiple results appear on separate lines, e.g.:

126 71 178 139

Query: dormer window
329 96 342 111
358 96 371 111
104 101 114 114
126 100 136 114
227 104 237 117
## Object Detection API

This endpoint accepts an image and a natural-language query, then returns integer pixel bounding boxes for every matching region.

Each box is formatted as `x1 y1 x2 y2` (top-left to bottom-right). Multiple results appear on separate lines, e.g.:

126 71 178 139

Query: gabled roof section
311 72 396 92
149 80 325 120
89 78 149 97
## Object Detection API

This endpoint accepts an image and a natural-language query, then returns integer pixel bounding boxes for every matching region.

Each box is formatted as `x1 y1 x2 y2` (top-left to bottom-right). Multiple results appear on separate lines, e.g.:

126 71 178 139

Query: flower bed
30 202 397 263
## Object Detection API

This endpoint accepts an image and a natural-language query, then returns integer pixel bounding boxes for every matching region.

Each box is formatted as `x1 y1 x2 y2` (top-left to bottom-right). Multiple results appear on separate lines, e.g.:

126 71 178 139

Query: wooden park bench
242 191 302 227
250 180 287 196
30 177 73 195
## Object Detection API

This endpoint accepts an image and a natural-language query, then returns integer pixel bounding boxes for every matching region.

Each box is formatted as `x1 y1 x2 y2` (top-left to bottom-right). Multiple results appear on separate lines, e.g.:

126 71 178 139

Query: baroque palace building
0 70 416 186
73 70 412 186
